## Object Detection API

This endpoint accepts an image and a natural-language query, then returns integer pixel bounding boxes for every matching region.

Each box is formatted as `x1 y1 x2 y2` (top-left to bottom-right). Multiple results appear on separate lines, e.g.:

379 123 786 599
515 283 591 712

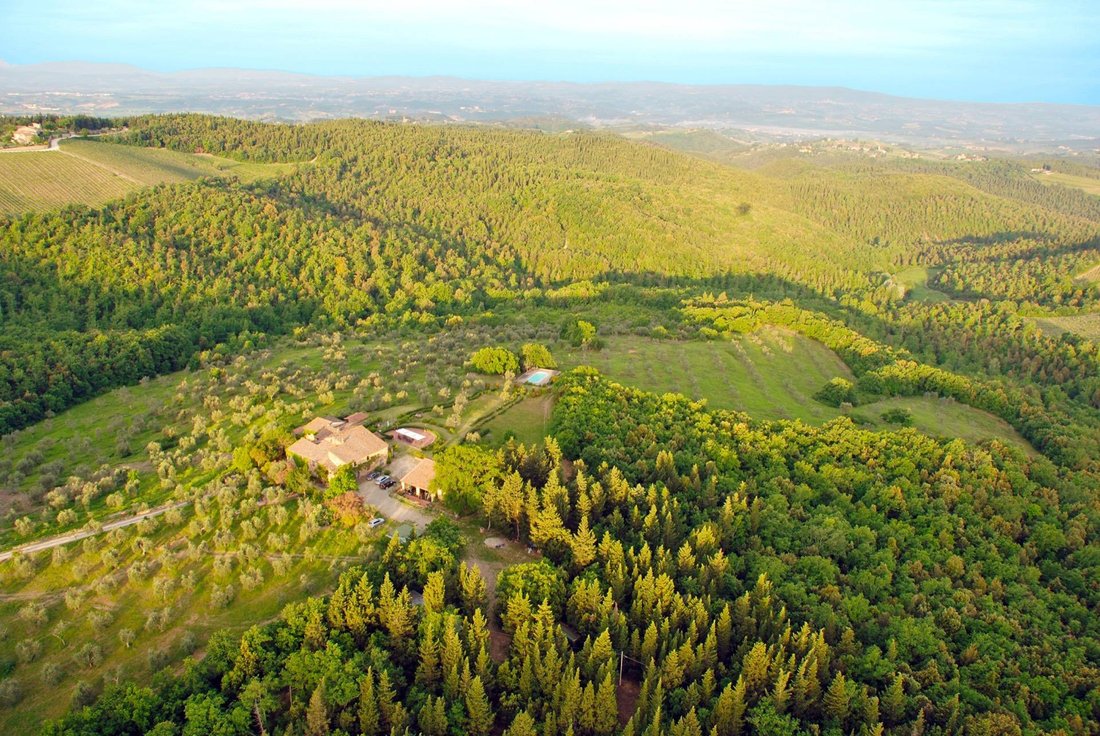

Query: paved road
0 501 189 563
358 481 433 530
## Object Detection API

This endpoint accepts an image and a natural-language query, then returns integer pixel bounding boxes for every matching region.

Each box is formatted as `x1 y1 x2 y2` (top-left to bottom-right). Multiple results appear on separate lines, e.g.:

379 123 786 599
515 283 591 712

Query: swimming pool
527 370 551 385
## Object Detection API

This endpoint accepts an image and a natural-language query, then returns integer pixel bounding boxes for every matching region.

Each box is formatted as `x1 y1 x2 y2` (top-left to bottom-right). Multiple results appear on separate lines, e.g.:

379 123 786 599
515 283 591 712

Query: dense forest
0 114 1097 734
42 372 1099 735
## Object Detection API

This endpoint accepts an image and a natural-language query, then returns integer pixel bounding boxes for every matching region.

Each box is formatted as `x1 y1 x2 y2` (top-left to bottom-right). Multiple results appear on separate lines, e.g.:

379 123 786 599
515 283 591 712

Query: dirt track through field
0 501 190 563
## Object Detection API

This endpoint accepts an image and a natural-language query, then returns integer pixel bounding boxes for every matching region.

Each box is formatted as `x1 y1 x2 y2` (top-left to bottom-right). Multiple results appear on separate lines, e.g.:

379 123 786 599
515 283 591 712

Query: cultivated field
62 139 298 184
1030 170 1100 196
0 496 376 730
0 151 133 214
0 139 298 215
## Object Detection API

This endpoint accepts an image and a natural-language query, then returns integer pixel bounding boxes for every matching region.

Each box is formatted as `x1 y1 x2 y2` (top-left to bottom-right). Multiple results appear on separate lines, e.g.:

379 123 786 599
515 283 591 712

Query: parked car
368 517 385 529
366 471 382 481
375 475 391 486
380 478 398 490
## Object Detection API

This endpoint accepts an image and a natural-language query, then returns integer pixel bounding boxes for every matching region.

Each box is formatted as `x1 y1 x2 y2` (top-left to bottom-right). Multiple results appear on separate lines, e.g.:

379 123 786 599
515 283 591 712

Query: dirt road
0 501 190 563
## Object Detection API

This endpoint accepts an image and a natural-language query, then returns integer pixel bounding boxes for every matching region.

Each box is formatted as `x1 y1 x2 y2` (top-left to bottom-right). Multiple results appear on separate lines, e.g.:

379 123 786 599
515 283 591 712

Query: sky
1 0 1098 104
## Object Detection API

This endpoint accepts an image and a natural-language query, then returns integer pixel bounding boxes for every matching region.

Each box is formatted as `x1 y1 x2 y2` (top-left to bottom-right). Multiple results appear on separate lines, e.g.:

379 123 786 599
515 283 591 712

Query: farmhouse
287 415 388 478
400 458 437 501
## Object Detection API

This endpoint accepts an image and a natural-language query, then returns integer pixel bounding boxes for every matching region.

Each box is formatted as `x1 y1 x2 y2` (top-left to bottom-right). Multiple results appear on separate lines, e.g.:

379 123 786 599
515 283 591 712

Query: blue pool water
527 370 551 385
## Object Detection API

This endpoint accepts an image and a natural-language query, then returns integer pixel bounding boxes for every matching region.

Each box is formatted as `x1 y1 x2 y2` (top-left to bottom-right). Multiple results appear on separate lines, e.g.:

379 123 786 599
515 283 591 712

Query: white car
368 517 385 528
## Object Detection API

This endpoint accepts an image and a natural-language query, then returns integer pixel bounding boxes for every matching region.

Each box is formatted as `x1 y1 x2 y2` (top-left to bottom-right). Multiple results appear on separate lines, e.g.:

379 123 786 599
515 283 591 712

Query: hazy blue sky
2 0 1098 104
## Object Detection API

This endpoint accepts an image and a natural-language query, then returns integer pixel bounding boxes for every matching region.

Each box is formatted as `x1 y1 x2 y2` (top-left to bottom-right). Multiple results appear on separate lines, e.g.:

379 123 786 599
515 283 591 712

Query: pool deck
515 367 560 386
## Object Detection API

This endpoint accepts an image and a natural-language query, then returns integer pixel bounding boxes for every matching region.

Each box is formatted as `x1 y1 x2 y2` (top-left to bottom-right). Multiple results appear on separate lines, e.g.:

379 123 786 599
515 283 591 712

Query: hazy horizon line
3 59 1099 109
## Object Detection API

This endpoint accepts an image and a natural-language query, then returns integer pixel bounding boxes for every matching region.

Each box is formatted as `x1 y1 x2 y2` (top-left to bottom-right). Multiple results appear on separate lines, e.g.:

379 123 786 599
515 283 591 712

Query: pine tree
418 695 448 736
376 668 397 730
358 670 380 736
424 570 446 614
712 678 746 736
442 622 463 699
505 710 539 736
595 672 620 736
673 708 703 736
578 681 597 734
465 675 494 736
498 471 526 539
742 642 770 695
772 669 791 714
824 672 851 726
416 624 441 688
881 674 906 725
572 514 597 571
589 629 615 677
793 657 820 717
715 606 733 659
305 680 330 736
460 562 488 614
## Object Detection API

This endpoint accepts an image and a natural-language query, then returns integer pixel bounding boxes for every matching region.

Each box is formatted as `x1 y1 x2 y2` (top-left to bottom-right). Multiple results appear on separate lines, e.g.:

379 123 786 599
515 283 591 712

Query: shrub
814 377 856 407
881 407 914 426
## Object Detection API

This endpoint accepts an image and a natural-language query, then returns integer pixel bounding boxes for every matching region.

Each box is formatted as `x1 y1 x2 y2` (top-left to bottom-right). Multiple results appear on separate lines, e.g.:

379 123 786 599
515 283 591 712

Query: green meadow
892 265 952 303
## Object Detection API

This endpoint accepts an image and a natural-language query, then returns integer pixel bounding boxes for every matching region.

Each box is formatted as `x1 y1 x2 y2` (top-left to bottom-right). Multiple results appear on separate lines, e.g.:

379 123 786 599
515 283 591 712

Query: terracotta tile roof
288 419 387 474
296 416 343 437
401 458 436 492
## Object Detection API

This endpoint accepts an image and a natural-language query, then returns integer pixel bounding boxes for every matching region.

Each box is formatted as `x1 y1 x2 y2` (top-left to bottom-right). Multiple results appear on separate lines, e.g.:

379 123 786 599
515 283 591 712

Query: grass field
556 328 853 422
537 328 1032 452
1030 170 1100 197
0 139 298 215
853 396 1034 453
1032 313 1100 340
893 265 952 303
482 394 554 446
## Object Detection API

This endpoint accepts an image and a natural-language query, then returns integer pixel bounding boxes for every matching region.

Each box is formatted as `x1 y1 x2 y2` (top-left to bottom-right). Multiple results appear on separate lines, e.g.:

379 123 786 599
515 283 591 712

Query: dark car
380 478 398 490
366 470 382 481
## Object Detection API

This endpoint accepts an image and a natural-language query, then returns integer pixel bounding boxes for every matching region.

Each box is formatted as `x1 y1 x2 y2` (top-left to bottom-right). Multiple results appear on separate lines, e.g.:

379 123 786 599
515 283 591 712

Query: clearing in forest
1032 313 1100 341
550 329 1034 452
892 265 952 303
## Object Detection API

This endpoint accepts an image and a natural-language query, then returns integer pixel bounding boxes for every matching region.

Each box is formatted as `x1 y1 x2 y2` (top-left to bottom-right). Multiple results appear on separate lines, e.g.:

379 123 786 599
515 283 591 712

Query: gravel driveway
358 456 433 530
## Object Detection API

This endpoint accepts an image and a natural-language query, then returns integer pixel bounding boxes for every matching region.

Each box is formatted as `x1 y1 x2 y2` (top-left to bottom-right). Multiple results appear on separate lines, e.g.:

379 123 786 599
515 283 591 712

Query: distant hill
2 61 1099 148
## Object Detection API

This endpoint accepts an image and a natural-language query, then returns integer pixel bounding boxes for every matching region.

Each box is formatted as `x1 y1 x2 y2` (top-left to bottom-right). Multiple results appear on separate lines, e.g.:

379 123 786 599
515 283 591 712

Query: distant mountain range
2 61 1098 149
